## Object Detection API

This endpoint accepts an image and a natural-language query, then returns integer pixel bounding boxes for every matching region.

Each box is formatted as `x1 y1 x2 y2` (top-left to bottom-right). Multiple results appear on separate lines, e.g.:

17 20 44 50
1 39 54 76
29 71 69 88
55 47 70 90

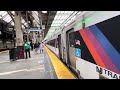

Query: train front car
74 11 120 79
45 11 120 79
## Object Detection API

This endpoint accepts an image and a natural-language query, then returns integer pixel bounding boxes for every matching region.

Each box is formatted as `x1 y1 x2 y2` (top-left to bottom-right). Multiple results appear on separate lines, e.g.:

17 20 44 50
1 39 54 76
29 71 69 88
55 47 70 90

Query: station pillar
14 12 23 46
32 32 36 43
14 12 24 59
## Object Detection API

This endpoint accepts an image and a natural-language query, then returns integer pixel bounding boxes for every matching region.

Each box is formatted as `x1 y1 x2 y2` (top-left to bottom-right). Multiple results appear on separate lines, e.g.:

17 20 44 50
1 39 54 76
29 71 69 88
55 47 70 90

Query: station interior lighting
42 11 47 13
45 11 82 40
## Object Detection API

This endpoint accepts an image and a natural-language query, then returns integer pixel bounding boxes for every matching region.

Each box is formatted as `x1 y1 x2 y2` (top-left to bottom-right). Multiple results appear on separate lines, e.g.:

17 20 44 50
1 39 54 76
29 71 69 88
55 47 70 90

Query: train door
62 43 66 63
58 34 62 59
66 29 76 70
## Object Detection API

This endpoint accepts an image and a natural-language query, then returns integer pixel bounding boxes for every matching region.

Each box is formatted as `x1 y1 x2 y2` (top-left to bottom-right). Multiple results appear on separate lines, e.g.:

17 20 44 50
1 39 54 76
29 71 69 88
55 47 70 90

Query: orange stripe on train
79 29 106 68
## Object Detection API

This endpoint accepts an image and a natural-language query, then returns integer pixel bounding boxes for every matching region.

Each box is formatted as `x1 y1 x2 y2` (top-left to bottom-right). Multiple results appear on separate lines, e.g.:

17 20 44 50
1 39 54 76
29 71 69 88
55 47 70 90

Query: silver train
0 22 15 51
0 38 15 51
44 11 120 79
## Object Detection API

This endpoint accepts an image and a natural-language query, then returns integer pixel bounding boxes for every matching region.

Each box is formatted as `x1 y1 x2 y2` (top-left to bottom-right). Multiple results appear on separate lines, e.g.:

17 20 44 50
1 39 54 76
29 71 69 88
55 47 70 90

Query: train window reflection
69 32 75 47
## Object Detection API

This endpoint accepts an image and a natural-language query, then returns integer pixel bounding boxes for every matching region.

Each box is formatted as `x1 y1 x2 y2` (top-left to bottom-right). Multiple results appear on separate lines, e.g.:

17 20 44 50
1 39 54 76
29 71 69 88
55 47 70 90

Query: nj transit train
44 11 120 79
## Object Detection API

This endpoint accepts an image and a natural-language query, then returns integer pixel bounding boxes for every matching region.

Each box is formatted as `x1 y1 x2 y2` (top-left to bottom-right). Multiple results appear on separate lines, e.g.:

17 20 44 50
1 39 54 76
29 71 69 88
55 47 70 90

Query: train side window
69 32 75 47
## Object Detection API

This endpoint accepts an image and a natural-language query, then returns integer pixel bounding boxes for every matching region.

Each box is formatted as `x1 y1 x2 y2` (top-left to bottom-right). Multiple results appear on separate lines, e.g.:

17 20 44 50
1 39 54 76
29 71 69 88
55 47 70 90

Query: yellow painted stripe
0 50 9 54
44 46 77 79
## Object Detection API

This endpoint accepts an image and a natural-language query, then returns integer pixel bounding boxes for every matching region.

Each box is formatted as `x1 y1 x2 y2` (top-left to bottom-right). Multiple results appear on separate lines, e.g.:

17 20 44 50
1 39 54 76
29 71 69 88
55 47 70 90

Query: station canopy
44 11 82 40
0 11 82 40
0 11 46 30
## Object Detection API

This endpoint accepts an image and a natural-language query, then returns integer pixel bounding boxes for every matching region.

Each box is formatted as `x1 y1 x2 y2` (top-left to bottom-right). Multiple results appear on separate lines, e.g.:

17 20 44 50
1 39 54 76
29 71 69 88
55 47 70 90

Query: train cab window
69 32 75 47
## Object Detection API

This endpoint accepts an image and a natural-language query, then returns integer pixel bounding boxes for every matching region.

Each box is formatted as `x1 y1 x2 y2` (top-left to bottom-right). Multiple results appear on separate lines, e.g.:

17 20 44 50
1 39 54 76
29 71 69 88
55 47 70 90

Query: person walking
40 42 43 53
24 40 31 59
34 42 40 54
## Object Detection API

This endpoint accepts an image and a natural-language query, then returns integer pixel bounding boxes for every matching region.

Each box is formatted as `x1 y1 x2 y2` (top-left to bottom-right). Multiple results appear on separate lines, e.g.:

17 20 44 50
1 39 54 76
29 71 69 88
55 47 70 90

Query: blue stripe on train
89 25 120 71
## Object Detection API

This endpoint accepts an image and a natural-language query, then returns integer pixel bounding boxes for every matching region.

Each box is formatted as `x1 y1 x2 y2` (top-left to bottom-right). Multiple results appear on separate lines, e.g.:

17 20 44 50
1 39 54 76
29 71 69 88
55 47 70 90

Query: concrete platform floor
0 48 57 79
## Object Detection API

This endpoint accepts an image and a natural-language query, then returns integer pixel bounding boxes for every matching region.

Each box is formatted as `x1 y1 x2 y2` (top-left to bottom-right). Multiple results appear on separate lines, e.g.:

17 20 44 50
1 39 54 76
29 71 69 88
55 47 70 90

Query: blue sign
75 48 81 58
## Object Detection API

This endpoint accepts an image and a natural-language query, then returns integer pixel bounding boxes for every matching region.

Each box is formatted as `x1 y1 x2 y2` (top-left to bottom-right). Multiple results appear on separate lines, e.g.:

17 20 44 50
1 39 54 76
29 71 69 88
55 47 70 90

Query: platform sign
27 28 42 32
75 48 81 58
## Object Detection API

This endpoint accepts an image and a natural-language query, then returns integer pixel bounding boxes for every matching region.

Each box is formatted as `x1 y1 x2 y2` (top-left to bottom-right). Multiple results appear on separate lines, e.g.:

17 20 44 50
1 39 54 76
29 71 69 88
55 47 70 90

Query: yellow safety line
0 50 9 54
44 46 76 79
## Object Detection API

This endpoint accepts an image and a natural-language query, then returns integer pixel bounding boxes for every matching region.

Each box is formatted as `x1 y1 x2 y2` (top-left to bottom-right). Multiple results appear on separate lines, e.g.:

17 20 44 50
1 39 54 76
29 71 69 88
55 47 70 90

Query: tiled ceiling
0 11 51 32
44 11 82 40
0 11 82 41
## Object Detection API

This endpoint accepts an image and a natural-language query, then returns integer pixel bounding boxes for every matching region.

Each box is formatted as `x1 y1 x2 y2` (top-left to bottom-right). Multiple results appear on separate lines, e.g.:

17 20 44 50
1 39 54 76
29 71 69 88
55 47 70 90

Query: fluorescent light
22 25 24 28
11 11 15 15
11 21 14 26
42 11 47 13
1 11 7 17
3 15 12 23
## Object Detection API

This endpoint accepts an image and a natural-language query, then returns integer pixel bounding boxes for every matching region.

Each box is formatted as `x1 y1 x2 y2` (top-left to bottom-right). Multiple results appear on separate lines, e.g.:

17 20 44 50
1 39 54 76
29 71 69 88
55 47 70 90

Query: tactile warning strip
44 46 76 79
0 50 9 54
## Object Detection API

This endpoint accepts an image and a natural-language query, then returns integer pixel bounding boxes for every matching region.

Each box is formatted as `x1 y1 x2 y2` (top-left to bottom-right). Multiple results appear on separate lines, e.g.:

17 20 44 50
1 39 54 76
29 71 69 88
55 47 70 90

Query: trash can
9 46 25 61
9 48 17 61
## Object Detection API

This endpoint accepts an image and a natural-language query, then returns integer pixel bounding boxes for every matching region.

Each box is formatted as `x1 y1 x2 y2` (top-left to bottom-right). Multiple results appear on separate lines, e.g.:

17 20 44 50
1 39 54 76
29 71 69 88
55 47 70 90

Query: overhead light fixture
42 11 47 13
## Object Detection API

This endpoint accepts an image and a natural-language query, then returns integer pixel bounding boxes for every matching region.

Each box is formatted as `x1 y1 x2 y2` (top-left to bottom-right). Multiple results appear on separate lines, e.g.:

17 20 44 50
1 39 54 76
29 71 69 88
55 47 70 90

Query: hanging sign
27 28 42 32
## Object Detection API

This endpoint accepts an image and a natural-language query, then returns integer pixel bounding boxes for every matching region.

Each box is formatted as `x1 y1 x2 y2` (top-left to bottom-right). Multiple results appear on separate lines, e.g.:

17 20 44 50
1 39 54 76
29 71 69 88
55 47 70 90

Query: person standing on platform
24 40 31 59
30 42 33 51
34 42 40 54
40 42 43 53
